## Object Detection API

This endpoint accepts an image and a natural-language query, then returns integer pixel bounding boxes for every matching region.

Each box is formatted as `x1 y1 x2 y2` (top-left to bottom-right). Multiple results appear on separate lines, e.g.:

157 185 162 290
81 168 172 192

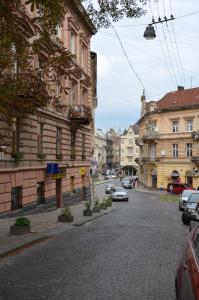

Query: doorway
56 178 62 208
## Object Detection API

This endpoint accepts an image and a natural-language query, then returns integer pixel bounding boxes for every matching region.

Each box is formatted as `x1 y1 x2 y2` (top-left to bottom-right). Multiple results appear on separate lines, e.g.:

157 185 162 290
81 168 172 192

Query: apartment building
0 1 96 213
137 87 199 190
106 128 121 170
120 124 139 176
94 129 107 174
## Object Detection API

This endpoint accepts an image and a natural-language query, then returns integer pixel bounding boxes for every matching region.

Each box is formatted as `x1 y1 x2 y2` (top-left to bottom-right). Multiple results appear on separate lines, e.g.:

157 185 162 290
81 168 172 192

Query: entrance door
151 175 157 189
56 179 62 208
37 182 45 204
82 175 87 201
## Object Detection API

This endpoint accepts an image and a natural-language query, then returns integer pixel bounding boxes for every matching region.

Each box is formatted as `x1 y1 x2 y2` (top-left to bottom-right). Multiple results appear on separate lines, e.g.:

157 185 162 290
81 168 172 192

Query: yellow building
137 87 199 190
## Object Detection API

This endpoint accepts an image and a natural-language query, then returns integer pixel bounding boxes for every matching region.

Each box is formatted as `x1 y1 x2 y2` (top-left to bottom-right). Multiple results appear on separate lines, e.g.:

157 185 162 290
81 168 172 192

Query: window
82 88 87 106
128 148 133 154
12 44 21 74
173 144 178 157
56 127 62 157
172 121 178 133
55 75 62 99
82 134 86 159
186 119 193 132
11 187 22 210
37 123 44 154
70 176 75 193
70 81 77 105
71 131 76 159
186 143 192 157
80 43 87 68
122 148 124 153
148 121 156 134
70 30 76 55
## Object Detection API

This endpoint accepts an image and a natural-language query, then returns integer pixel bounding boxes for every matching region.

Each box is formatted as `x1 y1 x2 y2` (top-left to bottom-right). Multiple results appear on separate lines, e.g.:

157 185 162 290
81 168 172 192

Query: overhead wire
110 22 151 100
169 1 187 87
148 0 176 89
155 0 179 87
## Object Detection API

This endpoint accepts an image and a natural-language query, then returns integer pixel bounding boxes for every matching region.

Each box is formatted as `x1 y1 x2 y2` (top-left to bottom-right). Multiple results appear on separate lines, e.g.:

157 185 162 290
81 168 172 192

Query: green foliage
94 198 100 207
160 195 179 202
11 152 23 161
82 0 146 29
61 206 72 216
14 217 31 227
106 197 112 207
85 200 91 210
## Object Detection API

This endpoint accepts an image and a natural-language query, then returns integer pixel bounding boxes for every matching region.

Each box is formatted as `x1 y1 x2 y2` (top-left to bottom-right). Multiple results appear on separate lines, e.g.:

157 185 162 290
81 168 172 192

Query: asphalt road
0 180 189 300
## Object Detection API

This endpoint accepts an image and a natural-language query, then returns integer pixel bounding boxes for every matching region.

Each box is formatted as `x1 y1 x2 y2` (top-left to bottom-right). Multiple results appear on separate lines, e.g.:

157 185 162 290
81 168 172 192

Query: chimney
177 86 184 91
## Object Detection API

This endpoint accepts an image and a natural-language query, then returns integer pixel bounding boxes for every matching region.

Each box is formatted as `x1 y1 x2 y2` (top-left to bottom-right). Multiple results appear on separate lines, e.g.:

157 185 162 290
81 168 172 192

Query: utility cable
110 23 151 100
155 0 179 86
148 0 176 89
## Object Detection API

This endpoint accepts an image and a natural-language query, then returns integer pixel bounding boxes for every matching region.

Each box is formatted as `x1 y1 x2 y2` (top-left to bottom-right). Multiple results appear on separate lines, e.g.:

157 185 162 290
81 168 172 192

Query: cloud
94 51 111 79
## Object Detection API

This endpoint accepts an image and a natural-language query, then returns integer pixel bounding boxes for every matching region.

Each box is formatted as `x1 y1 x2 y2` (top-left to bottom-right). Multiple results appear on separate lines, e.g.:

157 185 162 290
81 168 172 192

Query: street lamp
144 15 175 40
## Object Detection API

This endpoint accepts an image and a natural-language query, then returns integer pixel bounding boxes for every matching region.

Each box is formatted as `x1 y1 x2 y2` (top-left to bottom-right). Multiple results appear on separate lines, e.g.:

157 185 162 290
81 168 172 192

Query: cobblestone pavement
0 182 189 300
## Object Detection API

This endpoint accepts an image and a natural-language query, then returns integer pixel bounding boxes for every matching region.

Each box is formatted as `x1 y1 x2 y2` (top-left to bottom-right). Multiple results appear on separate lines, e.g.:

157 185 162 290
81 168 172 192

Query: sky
90 0 199 132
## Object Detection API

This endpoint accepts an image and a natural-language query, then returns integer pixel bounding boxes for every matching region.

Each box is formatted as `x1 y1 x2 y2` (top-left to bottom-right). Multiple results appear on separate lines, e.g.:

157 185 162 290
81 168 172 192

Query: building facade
0 1 96 213
137 87 199 190
120 124 139 176
93 129 107 174
106 129 121 170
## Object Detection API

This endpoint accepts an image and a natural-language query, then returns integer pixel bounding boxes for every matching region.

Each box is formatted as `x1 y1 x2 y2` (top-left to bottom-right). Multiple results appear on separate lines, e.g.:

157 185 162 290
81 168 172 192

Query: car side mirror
190 213 199 221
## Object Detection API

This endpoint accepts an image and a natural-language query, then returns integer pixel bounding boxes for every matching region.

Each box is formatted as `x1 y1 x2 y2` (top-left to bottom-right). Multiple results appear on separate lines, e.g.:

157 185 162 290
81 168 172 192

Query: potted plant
100 198 107 210
10 217 31 235
58 206 74 222
93 198 101 213
83 200 92 216
106 197 112 207
11 152 23 162
37 153 46 160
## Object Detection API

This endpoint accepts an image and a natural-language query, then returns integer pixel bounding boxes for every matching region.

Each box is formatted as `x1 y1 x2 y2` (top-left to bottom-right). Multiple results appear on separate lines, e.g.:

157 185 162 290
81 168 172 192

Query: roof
157 87 199 110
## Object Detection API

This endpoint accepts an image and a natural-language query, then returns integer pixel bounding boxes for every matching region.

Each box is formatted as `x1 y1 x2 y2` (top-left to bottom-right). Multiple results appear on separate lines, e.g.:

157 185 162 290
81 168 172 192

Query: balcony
141 156 159 164
192 132 199 141
142 133 159 143
135 138 143 147
191 156 199 163
69 105 92 127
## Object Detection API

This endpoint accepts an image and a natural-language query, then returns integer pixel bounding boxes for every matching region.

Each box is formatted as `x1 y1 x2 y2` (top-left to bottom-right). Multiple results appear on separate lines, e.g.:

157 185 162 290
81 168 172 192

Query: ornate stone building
0 1 96 213
137 87 199 190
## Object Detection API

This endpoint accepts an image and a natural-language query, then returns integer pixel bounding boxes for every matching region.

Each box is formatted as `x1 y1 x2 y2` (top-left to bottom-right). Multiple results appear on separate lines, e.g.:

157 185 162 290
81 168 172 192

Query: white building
120 124 139 176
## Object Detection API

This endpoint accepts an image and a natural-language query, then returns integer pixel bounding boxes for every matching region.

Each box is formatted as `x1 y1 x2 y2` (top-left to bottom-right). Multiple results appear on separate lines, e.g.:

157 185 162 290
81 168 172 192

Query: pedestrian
169 184 173 194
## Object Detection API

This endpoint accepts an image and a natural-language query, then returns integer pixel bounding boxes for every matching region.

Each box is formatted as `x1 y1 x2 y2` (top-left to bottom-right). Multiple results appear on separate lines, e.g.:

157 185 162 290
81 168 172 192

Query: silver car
105 183 114 194
111 187 128 201
122 180 132 189
179 190 198 211
182 192 199 225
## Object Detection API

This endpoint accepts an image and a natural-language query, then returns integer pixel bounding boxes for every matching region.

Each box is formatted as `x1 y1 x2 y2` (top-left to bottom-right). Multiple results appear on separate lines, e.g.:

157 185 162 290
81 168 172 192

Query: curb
73 206 115 226
0 234 49 259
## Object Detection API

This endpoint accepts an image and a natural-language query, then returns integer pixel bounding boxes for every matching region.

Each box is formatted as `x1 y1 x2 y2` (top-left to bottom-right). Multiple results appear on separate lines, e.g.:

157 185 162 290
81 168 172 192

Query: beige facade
94 129 107 173
0 2 96 213
138 88 199 190
120 125 139 175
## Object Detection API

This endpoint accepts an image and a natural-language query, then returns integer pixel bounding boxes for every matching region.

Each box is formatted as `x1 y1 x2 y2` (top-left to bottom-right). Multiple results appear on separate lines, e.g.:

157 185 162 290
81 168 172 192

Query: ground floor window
11 186 22 211
37 182 45 204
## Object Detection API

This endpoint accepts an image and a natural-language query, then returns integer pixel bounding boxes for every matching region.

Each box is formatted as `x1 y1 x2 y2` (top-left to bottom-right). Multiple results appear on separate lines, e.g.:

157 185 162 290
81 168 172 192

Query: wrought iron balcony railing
142 133 159 143
191 156 199 163
69 105 92 126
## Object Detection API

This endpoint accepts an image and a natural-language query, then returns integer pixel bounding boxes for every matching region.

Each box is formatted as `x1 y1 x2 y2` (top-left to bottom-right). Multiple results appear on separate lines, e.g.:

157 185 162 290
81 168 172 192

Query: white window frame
186 120 193 132
172 121 179 133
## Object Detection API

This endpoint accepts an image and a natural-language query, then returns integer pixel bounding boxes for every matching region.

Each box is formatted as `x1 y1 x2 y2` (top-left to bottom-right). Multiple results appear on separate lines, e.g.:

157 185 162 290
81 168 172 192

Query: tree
0 0 146 126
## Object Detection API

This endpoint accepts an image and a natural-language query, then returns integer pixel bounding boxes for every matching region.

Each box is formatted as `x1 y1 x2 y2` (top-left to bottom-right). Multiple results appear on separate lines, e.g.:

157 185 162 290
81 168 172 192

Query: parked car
105 183 114 194
122 180 132 189
175 222 199 300
111 187 128 201
167 183 194 194
182 192 199 225
179 190 199 211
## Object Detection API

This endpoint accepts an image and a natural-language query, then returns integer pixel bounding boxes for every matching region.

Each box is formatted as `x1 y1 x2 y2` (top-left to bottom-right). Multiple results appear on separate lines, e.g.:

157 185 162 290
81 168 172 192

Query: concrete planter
83 209 92 216
58 214 74 222
10 225 31 236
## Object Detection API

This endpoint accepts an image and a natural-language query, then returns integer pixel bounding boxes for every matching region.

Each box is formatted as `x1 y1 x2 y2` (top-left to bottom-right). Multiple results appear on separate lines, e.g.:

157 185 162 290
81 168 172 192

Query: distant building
137 87 199 190
120 124 139 175
94 129 107 173
106 129 121 170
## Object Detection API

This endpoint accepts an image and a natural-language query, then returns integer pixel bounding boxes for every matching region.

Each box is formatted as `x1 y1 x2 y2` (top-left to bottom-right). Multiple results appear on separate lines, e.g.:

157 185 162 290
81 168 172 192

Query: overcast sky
91 0 199 132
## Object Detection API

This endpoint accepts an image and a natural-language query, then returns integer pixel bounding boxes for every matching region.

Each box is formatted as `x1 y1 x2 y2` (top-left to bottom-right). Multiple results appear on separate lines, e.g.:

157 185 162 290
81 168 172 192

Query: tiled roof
157 87 199 110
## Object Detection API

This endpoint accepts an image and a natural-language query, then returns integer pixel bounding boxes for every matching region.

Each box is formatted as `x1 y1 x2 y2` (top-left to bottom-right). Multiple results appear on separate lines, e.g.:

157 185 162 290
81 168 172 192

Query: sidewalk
0 186 114 258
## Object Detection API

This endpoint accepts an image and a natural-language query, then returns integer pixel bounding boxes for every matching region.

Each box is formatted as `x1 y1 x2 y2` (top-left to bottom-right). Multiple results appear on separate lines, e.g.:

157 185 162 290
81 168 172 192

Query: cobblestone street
0 182 189 300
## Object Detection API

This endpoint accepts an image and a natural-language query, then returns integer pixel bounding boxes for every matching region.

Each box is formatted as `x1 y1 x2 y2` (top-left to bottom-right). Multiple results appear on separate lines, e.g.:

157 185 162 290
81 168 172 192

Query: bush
14 217 30 227
60 206 72 216
85 200 91 210
106 197 112 207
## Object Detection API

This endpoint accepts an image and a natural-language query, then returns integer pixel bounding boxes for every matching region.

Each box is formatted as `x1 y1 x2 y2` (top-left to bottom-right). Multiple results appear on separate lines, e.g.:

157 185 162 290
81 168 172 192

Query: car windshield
123 181 129 184
188 193 199 203
113 187 125 192
106 184 113 188
182 190 194 197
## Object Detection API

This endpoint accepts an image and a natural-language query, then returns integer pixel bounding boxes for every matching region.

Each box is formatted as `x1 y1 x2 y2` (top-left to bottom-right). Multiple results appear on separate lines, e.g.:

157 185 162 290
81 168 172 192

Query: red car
167 183 195 194
175 223 199 299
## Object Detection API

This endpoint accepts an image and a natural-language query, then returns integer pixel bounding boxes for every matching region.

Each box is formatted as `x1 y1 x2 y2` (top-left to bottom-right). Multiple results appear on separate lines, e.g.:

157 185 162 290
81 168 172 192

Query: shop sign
51 172 66 179
47 163 59 174
79 167 86 176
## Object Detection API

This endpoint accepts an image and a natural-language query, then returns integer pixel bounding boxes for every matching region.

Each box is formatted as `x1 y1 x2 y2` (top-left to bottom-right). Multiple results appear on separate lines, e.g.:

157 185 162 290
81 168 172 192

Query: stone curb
0 206 115 259
73 206 115 226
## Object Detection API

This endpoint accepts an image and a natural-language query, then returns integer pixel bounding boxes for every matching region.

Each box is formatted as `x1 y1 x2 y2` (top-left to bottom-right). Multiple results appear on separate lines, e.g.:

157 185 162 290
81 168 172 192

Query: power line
110 23 151 100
